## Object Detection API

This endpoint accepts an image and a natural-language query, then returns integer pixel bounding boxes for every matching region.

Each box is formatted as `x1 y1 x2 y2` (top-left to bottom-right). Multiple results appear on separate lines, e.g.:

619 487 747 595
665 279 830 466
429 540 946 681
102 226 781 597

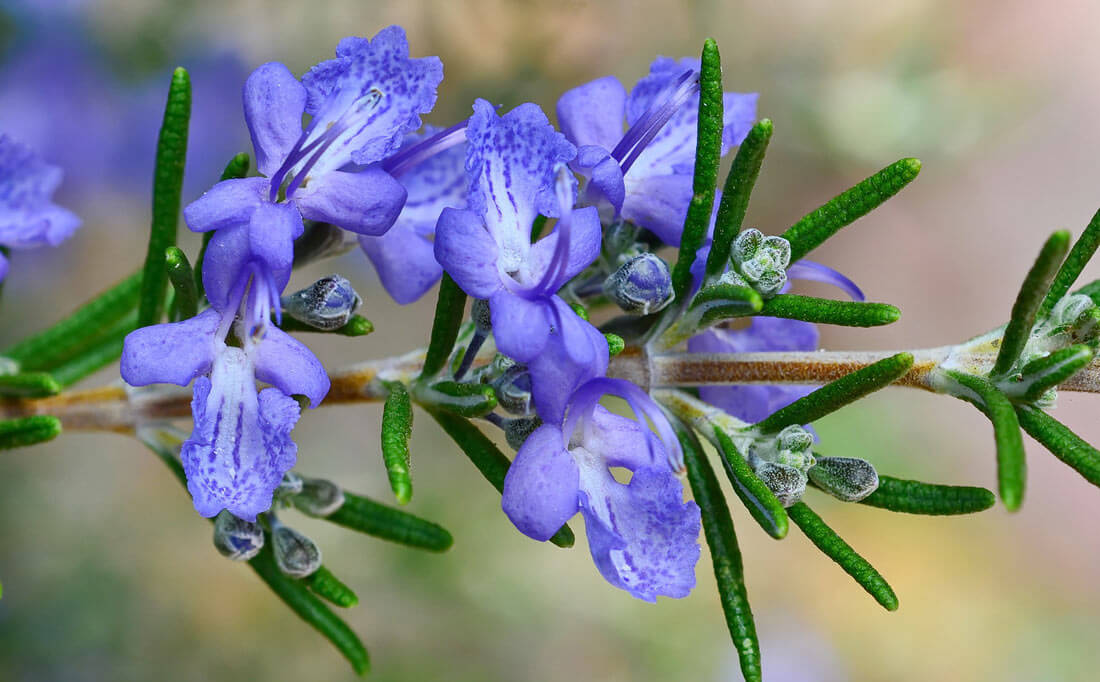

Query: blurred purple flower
0 135 81 281
556 56 757 245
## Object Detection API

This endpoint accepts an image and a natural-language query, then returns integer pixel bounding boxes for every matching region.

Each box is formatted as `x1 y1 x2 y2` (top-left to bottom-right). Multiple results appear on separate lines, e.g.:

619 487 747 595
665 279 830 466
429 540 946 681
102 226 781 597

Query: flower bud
504 416 542 450
276 472 303 497
776 424 813 452
292 477 346 517
603 252 674 315
732 229 791 297
213 511 265 561
270 520 322 578
493 365 533 415
754 461 808 507
472 298 493 332
807 456 880 502
281 275 362 330
293 220 353 266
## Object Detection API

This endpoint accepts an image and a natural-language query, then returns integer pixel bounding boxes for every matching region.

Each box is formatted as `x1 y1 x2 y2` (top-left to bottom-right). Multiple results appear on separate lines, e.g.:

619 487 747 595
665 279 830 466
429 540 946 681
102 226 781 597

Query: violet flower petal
620 172 693 246
242 62 309 177
433 206 502 299
501 424 580 541
182 177 267 234
294 166 407 236
253 325 331 408
120 308 221 387
527 204 602 294
556 75 627 150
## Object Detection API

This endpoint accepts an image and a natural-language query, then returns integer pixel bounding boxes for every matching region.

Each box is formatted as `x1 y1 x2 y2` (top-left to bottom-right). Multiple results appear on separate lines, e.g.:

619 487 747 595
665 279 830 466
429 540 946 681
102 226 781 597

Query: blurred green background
2 0 1100 680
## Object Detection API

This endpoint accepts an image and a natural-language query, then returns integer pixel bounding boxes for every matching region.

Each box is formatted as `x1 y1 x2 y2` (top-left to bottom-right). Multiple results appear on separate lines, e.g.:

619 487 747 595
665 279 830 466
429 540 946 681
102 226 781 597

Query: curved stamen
618 71 701 175
610 69 698 168
787 260 865 302
563 377 685 472
382 119 469 178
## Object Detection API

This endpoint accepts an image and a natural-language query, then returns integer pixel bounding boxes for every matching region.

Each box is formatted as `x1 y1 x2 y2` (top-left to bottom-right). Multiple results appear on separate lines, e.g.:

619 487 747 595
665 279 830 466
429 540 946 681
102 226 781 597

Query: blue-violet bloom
556 56 757 246
502 377 701 602
0 135 81 281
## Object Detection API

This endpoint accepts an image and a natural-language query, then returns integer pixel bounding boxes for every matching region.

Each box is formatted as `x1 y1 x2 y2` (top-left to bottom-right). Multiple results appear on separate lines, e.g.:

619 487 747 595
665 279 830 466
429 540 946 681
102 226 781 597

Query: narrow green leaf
165 246 198 321
755 353 914 434
0 415 62 450
759 294 900 327
305 565 360 608
782 158 921 263
991 230 1071 376
421 380 497 418
944 371 1026 510
419 274 467 380
195 153 250 297
1041 208 1100 316
670 38 724 304
426 407 575 548
50 309 138 387
322 492 453 552
693 287 764 328
381 382 414 505
0 372 61 398
714 427 789 539
1075 277 1100 305
678 423 761 682
787 501 898 611
277 315 374 337
249 542 369 676
138 67 191 327
706 119 773 279
3 272 141 370
1016 404 1100 488
859 475 995 515
1013 344 1092 401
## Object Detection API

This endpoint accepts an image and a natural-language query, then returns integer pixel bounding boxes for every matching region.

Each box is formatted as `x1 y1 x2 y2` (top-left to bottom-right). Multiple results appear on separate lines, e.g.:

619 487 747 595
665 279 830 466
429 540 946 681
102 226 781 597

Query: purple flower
556 57 757 246
434 99 602 364
184 26 443 306
360 125 468 304
688 262 864 422
0 135 81 281
502 377 700 602
121 278 329 521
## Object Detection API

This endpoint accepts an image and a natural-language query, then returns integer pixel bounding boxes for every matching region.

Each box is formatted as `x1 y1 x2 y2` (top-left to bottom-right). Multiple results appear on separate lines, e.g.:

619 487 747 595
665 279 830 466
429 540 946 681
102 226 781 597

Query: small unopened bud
504 416 542 450
754 461 808 507
493 366 533 415
732 229 791 297
1053 294 1096 326
281 275 362 330
213 511 264 561
472 298 493 332
603 253 674 315
292 477 346 517
776 424 813 452
293 220 354 266
270 519 322 578
808 457 880 502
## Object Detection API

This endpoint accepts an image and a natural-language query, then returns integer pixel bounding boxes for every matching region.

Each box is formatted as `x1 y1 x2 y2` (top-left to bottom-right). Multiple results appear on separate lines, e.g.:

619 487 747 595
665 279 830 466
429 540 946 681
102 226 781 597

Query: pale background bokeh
1 1 1099 680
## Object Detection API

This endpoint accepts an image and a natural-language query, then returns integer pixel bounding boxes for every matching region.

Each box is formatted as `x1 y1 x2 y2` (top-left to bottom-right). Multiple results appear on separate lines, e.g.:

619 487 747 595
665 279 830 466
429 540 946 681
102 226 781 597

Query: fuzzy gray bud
807 456 880 502
213 511 265 561
292 477 346 517
281 275 362 330
754 461 808 507
271 521 322 578
603 253 674 315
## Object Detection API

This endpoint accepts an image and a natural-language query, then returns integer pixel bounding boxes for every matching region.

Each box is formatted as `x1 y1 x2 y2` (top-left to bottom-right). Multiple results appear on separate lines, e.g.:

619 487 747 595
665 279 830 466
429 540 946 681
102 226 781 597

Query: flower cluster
113 25 867 602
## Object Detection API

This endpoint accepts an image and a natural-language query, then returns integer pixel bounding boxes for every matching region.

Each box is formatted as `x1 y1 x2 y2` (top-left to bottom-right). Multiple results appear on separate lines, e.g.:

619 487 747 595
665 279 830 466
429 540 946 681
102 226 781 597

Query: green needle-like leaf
705 119 773 279
991 230 1071 377
944 371 1026 510
0 415 62 450
138 67 191 328
305 565 360 608
49 309 138 387
1016 405 1100 488
277 315 374 337
381 382 414 505
427 407 575 548
421 380 498 418
859 475 995 515
1013 344 1092 401
671 38 723 304
3 271 140 371
714 427 789 539
787 501 898 611
195 153 250 298
781 158 921 263
1041 208 1100 316
679 424 761 682
0 372 61 398
164 246 198 321
419 274 467 380
249 542 369 676
759 294 900 327
322 492 453 552
692 285 764 327
754 353 914 434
